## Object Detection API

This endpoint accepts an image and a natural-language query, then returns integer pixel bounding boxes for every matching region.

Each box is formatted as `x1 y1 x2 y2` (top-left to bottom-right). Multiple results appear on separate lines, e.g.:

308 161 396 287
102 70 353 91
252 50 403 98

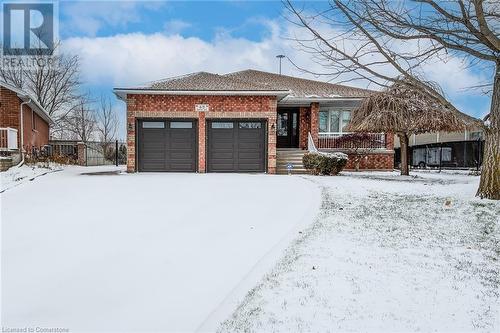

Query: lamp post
276 54 285 75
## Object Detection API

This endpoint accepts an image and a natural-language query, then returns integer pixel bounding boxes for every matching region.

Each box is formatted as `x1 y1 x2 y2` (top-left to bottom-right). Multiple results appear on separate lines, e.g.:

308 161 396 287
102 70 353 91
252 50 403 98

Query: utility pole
276 54 285 75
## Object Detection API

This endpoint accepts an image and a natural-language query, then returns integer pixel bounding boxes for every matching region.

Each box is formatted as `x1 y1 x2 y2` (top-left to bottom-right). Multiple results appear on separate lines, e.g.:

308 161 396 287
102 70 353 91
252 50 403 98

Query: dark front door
277 109 299 148
207 120 266 172
138 119 197 172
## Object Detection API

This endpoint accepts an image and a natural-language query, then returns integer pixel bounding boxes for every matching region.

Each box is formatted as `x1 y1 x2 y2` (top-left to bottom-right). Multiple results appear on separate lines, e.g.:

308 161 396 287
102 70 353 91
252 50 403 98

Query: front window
319 108 352 133
319 112 328 133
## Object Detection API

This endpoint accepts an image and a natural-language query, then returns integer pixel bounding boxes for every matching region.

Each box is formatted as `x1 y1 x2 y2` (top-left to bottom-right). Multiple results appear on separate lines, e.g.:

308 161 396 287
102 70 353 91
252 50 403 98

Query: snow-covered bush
303 152 348 175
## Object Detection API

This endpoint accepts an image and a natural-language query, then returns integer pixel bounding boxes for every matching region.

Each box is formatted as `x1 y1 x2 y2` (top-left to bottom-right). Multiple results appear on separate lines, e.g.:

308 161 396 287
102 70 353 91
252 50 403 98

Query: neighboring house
393 128 484 168
0 82 53 164
114 69 394 173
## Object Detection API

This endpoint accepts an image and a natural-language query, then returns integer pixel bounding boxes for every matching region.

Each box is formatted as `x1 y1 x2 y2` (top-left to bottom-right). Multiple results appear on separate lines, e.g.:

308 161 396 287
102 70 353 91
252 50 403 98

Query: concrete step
277 159 305 164
276 152 307 156
276 149 307 175
277 163 305 168
276 149 307 154
276 169 310 175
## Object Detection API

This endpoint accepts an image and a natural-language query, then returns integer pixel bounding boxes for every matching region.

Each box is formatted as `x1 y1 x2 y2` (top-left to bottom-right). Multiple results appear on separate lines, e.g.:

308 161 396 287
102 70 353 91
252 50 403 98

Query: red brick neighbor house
114 69 394 174
0 82 52 165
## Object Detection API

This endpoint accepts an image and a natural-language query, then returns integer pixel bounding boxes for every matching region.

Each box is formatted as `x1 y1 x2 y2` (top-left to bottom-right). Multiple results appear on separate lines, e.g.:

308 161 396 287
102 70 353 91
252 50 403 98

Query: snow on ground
0 163 62 192
219 171 500 333
0 166 320 332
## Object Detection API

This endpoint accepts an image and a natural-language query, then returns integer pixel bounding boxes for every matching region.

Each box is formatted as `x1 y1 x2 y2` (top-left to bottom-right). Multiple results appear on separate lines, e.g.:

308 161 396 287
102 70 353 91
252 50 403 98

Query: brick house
0 82 52 163
114 70 394 174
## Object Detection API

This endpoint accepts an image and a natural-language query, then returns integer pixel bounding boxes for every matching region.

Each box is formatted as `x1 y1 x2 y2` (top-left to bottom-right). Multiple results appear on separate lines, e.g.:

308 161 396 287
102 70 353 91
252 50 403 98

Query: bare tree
0 44 82 136
96 95 118 143
96 95 119 160
64 97 96 143
285 0 499 199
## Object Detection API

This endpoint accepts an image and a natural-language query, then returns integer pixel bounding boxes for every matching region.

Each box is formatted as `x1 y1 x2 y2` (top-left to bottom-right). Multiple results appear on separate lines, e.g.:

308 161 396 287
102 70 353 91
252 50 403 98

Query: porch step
276 149 309 175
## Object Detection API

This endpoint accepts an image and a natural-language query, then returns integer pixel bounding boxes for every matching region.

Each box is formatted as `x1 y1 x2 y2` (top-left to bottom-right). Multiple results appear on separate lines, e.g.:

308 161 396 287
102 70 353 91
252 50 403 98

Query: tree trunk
477 63 500 200
398 133 410 176
354 155 361 171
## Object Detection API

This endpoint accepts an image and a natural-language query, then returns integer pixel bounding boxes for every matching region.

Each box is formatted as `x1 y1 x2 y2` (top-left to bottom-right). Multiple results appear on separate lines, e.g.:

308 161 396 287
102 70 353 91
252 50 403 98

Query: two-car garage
138 119 266 173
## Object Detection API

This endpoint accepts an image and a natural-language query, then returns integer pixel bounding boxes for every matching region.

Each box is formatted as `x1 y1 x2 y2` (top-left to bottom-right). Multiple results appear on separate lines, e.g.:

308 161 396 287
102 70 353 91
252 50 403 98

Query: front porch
275 103 394 172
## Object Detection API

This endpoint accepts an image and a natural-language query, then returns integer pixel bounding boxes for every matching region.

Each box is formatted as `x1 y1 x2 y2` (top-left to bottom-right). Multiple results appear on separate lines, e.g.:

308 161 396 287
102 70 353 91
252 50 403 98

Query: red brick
0 86 49 152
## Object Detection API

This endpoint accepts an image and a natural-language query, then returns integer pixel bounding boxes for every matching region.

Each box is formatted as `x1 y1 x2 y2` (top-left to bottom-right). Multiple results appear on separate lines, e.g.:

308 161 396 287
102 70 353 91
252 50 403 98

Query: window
319 108 352 133
142 121 165 129
319 112 328 133
170 121 192 129
239 122 262 129
212 122 233 129
329 111 340 132
469 131 483 140
341 111 351 130
277 113 288 136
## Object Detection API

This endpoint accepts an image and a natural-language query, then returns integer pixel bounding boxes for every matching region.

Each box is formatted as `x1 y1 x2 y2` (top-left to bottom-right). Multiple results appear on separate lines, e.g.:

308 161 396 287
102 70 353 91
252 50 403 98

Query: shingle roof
224 69 373 98
116 69 372 99
147 71 285 91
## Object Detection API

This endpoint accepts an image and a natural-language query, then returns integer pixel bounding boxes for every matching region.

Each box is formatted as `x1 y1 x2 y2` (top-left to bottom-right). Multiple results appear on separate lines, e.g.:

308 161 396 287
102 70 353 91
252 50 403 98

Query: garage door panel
170 151 194 159
208 120 265 173
238 142 262 149
238 165 263 171
210 143 233 151
209 163 235 171
211 135 234 143
138 120 197 172
238 131 262 139
211 152 235 159
238 152 262 160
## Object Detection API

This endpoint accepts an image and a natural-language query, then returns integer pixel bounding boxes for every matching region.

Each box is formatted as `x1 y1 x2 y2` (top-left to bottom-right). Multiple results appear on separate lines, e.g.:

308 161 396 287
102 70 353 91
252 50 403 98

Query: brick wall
126 94 278 173
310 103 319 147
344 152 394 170
298 106 310 149
0 86 49 152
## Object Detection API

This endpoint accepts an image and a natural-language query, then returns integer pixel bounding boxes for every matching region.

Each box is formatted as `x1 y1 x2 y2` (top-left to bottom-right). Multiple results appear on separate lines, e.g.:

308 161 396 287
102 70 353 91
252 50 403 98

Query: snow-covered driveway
1 166 320 332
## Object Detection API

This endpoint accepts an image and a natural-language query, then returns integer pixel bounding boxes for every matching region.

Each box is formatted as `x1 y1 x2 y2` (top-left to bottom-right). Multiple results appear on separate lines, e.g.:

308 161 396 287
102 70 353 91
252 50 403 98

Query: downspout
16 98 31 167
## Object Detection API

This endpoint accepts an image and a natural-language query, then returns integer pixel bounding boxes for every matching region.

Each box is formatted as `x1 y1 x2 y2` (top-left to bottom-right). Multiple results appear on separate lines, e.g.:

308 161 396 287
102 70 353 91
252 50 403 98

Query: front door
277 109 299 148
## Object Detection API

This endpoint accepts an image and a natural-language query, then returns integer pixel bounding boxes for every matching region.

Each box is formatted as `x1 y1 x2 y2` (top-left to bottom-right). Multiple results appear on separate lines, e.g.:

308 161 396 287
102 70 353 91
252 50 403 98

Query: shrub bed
303 152 348 175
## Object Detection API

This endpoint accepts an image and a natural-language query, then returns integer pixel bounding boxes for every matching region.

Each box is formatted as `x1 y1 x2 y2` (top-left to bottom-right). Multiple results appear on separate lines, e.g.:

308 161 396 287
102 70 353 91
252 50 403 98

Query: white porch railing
318 132 386 150
0 127 19 151
308 132 318 153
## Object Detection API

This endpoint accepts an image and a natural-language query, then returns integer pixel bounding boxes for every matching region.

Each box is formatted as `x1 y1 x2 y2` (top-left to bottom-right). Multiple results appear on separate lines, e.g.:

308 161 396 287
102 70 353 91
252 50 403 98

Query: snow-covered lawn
0 163 62 192
1 166 320 332
220 171 500 332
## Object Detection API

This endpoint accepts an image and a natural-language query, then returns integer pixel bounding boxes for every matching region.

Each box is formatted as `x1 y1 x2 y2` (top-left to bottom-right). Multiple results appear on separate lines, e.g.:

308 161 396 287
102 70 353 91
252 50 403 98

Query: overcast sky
55 0 492 136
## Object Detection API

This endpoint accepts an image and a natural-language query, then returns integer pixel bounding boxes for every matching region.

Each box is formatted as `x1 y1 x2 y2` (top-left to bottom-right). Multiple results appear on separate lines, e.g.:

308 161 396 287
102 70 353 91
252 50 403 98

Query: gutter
113 89 291 101
16 99 31 167
279 96 365 104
